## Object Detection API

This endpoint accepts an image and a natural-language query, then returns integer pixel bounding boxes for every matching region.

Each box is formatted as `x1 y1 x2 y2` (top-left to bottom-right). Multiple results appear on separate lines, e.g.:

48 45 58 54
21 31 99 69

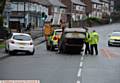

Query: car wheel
5 47 8 53
108 42 112 46
50 45 54 51
58 48 62 54
46 45 50 50
9 51 15 55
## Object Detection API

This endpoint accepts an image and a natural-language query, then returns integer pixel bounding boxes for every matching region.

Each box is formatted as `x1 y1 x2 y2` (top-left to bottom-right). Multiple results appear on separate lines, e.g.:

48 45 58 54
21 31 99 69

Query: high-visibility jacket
89 32 99 45
85 32 90 43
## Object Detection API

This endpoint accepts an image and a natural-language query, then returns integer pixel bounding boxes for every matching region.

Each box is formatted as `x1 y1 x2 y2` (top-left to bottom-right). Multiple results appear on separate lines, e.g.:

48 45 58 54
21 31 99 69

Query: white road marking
81 56 84 61
77 68 82 77
80 62 83 67
76 80 81 83
76 44 85 83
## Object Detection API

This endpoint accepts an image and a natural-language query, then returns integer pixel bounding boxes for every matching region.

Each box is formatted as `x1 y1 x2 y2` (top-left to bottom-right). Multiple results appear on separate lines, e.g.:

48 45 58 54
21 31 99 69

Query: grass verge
0 44 5 49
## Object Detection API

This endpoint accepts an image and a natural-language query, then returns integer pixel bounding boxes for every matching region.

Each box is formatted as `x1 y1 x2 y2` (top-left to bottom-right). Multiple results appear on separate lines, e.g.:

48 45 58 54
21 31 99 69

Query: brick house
8 0 49 31
46 0 66 26
109 0 114 13
100 0 110 16
90 0 102 18
60 0 86 27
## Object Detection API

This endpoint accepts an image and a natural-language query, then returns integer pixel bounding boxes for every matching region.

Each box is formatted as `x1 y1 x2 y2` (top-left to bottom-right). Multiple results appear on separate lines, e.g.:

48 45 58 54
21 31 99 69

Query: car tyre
9 51 15 55
50 45 54 51
46 45 50 50
108 42 112 46
5 47 8 53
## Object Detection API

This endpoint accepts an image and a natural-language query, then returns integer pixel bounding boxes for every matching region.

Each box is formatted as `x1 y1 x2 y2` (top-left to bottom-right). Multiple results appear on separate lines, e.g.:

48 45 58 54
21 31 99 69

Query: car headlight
109 39 115 42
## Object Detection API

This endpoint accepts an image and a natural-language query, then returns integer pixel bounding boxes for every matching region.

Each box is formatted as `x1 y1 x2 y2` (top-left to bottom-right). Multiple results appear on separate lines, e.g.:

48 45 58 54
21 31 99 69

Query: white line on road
77 68 82 77
81 56 84 61
80 62 83 67
76 80 81 83
76 44 85 83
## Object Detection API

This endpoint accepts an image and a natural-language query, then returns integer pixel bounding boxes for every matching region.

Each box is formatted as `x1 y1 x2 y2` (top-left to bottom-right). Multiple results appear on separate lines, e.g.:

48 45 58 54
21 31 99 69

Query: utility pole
24 0 26 29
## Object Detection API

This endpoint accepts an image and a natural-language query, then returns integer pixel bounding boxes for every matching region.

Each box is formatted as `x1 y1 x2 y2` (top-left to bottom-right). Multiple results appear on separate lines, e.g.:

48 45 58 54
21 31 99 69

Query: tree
0 0 6 15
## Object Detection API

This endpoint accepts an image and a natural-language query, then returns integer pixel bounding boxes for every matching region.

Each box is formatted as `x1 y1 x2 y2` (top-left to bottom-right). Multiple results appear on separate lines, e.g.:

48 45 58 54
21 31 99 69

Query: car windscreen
65 32 85 38
112 32 120 36
13 35 31 41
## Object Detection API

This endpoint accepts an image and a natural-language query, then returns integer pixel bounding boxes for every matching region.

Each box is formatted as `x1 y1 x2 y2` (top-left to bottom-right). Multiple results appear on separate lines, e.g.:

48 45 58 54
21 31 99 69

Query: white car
5 33 35 55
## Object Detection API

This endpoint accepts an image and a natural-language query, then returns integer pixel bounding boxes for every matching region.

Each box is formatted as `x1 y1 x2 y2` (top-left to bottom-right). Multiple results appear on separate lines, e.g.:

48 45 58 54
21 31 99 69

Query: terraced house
4 0 48 31
100 0 110 15
60 0 86 27
3 0 114 29
3 0 66 31
81 0 111 18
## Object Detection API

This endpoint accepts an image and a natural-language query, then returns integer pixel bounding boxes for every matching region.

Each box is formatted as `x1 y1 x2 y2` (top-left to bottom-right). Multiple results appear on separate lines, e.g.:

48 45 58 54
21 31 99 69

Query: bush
85 17 101 27
111 11 120 22
101 12 110 24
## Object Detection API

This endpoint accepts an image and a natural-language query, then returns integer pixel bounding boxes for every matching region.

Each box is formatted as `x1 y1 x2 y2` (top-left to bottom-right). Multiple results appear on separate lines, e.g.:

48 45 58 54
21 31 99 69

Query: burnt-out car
58 28 86 54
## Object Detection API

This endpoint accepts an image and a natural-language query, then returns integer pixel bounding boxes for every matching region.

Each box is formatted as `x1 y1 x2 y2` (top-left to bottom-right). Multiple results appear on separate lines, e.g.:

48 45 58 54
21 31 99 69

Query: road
0 23 120 83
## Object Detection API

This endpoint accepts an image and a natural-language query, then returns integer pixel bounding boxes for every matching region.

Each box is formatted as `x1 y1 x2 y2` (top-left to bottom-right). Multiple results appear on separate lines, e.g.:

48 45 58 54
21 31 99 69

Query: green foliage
99 12 110 24
0 44 5 49
0 16 3 26
85 17 101 27
115 6 120 11
0 0 6 14
111 11 120 22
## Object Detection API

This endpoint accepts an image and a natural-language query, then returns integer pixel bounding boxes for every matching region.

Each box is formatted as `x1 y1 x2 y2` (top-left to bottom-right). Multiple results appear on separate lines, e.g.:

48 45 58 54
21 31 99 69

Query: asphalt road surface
0 23 120 83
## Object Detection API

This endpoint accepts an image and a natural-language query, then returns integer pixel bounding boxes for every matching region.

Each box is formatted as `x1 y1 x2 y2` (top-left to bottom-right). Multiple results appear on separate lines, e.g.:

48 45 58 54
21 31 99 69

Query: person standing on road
84 28 90 55
89 30 99 55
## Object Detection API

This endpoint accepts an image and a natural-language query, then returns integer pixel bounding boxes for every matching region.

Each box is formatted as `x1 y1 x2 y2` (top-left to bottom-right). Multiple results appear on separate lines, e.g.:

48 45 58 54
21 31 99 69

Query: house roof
71 0 86 6
38 0 66 8
100 0 109 3
48 0 66 8
38 0 51 6
91 0 102 4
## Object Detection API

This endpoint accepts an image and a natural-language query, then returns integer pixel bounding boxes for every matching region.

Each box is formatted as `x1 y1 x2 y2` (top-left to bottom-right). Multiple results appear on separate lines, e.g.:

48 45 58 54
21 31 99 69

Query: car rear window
65 32 85 38
13 35 31 41
112 32 120 36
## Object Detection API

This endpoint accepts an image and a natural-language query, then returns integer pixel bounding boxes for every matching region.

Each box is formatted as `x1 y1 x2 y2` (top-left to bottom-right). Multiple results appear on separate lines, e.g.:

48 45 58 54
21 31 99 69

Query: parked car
108 31 120 46
58 28 86 54
5 33 35 55
46 29 62 50
0 27 10 39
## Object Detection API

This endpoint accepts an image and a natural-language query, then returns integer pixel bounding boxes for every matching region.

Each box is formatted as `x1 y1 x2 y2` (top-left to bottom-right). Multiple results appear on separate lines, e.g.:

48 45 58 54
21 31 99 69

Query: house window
93 4 97 8
80 6 83 11
76 6 79 11
76 6 85 12
11 2 17 11
97 5 101 10
19 2 24 11
54 7 60 13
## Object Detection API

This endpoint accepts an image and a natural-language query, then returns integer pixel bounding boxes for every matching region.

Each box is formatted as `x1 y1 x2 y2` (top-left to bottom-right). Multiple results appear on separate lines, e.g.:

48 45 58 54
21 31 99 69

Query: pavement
29 28 45 46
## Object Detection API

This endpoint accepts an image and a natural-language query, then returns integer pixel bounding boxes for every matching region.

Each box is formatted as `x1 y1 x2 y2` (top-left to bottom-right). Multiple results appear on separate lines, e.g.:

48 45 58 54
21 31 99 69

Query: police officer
85 28 90 55
89 30 99 55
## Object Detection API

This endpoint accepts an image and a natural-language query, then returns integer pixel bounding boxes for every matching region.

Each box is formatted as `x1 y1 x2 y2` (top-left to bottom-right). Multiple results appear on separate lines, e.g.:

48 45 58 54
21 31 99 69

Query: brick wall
60 0 71 13
81 0 92 15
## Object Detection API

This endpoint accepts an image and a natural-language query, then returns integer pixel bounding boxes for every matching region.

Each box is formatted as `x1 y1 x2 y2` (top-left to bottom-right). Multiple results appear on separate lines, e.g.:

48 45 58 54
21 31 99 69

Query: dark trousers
90 44 98 55
85 42 90 54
